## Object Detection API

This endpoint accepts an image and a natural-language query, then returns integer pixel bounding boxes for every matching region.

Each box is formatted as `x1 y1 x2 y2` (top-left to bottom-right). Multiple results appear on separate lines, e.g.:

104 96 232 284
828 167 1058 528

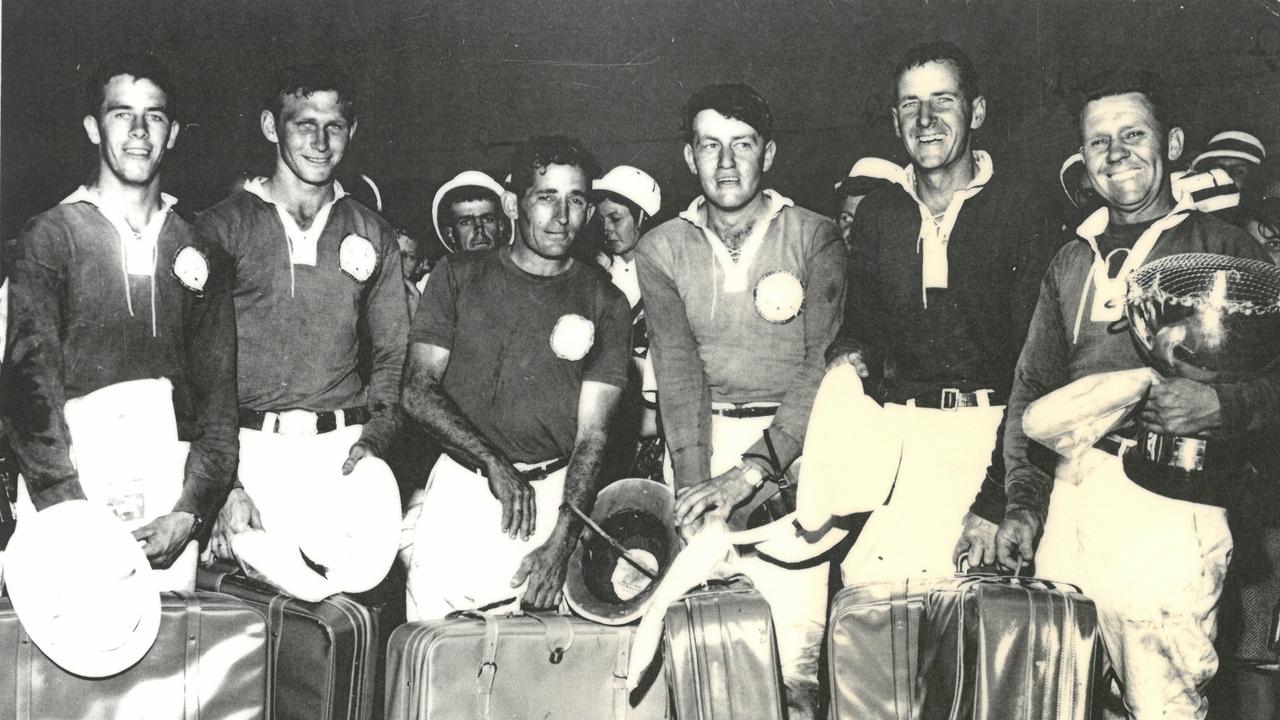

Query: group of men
3 39 1277 720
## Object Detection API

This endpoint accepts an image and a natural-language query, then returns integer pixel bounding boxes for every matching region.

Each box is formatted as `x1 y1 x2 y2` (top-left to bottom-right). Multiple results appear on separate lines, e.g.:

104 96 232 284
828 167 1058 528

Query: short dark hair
507 135 600 198
85 53 178 120
1072 66 1173 141
440 185 502 226
892 41 980 103
683 83 774 145
265 63 357 123
836 176 891 199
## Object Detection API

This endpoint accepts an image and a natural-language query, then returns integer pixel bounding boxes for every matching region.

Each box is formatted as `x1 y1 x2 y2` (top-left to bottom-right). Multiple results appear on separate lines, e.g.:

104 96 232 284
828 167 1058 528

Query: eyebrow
105 104 169 114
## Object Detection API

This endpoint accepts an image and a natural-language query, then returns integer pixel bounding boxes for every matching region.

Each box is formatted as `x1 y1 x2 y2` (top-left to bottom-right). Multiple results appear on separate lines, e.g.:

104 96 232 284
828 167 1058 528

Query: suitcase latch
549 647 565 664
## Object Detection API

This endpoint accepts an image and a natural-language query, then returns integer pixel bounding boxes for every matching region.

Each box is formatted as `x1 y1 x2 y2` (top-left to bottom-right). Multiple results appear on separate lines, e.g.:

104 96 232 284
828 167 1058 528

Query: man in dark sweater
2 54 237 582
198 64 408 574
827 41 1056 583
994 69 1277 719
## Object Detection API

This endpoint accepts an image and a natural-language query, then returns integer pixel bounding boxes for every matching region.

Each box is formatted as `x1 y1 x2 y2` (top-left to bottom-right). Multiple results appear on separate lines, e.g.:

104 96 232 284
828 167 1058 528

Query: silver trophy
1125 252 1280 470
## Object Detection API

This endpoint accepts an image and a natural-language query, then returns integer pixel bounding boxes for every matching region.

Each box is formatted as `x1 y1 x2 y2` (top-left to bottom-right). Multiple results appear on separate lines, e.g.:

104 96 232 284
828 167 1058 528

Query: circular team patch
753 270 805 324
551 314 596 361
172 246 209 294
339 233 378 282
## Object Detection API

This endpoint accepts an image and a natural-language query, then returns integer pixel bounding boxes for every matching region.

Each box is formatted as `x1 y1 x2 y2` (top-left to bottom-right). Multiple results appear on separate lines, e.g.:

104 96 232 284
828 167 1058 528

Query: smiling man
2 54 236 580
197 63 407 575
636 84 845 718
398 136 630 619
995 68 1277 719
824 41 1056 583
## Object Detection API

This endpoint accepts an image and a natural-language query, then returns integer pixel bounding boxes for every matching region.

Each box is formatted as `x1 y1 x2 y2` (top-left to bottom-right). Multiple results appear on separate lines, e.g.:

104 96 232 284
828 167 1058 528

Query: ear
347 118 358 142
443 226 456 242
969 95 987 131
762 140 777 174
585 203 596 223
83 115 101 146
891 108 902 140
260 109 279 144
683 144 697 175
1166 127 1185 162
165 121 182 150
501 189 519 220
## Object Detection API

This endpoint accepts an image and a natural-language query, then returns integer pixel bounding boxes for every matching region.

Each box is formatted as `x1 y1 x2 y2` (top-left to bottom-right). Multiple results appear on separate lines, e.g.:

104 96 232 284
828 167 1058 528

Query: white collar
244 177 348 294
679 189 794 294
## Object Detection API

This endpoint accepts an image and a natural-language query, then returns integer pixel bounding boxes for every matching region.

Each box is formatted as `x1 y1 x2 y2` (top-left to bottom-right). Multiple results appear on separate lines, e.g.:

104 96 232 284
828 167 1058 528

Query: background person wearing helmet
431 169 510 257
592 165 663 479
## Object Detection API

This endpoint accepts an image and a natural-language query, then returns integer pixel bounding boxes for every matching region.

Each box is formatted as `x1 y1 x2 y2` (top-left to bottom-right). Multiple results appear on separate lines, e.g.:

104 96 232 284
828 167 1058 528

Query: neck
706 191 769 242
91 170 164 227
265 166 335 219
1111 182 1177 226
508 241 572 277
913 150 978 215
618 248 637 263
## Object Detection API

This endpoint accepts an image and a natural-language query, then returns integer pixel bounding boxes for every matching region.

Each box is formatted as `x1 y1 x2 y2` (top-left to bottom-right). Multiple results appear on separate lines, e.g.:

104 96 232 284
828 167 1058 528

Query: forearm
182 264 239 522
401 369 505 469
361 250 410 455
969 432 1009 523
552 431 608 542
1214 372 1280 436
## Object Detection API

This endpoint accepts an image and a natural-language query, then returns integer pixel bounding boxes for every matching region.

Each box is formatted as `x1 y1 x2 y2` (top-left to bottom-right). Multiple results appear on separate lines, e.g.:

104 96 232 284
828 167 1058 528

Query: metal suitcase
917 575 1104 720
827 578 957 720
661 581 785 720
384 610 667 720
0 591 269 720
198 565 401 720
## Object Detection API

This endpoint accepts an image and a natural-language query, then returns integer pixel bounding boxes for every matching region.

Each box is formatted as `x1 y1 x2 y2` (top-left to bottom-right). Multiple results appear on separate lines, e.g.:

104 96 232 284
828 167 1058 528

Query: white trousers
840 403 1004 583
1043 449 1232 720
402 454 567 621
668 413 830 691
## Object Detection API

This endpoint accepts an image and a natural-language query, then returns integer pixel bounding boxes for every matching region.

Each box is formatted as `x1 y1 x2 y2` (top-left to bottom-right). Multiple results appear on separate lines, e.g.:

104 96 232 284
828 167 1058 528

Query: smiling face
261 89 355 187
505 162 593 261
892 60 985 173
82 74 180 188
683 109 776 212
1080 91 1183 223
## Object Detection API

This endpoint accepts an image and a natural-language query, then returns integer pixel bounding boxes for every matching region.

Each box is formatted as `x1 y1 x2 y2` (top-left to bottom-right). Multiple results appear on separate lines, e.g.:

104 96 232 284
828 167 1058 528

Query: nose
129 113 148 138
916 103 934 129
551 200 568 225
312 128 329 152
1106 139 1128 164
718 144 734 169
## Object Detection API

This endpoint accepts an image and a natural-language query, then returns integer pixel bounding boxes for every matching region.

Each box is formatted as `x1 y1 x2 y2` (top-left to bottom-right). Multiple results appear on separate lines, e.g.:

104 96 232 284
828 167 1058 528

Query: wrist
735 461 766 488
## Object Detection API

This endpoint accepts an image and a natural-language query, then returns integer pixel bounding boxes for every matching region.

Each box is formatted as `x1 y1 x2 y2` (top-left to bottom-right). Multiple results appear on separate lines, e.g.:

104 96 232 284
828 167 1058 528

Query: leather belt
1094 432 1211 472
907 388 994 410
444 450 570 482
1093 432 1239 508
710 403 779 418
238 406 371 435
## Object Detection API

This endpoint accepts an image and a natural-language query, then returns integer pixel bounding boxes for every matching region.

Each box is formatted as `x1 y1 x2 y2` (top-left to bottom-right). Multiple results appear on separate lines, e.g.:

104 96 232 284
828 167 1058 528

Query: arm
825 206 882 378
636 240 712 491
512 380 622 608
0 219 85 509
351 226 411 461
400 342 534 538
996 267 1072 569
741 219 846 472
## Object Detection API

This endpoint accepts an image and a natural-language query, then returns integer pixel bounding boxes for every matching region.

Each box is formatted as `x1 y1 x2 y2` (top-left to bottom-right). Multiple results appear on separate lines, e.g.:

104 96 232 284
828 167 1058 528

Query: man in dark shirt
399 136 630 619
994 68 1276 719
826 41 1055 582
2 54 237 582
199 64 407 577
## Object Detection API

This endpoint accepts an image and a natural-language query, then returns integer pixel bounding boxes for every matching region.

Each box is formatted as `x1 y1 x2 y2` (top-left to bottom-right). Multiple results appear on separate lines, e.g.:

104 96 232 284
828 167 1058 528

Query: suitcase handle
527 612 576 663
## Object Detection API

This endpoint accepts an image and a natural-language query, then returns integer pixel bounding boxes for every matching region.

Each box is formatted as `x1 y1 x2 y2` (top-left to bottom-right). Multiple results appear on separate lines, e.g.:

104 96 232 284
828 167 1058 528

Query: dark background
4 0 1280 251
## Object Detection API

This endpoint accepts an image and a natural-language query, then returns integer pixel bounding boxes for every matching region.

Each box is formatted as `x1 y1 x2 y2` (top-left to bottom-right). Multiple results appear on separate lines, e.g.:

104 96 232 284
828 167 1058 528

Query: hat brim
5 500 160 677
298 457 402 594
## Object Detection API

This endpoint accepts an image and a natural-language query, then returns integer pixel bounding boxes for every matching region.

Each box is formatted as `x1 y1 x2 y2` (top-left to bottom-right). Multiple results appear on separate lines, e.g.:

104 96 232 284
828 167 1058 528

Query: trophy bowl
1125 253 1280 383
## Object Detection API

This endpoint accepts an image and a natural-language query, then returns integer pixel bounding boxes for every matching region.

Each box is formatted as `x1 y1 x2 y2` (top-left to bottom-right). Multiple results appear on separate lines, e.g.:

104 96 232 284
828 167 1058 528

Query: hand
342 440 378 475
511 534 573 609
486 459 535 540
952 511 999 569
826 350 870 378
133 511 197 569
210 488 262 562
994 508 1041 574
674 467 757 531
1139 377 1221 436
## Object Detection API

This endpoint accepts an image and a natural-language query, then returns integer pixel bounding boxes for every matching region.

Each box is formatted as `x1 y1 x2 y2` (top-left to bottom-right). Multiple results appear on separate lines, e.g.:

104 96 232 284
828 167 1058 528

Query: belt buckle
940 388 960 410
276 409 319 436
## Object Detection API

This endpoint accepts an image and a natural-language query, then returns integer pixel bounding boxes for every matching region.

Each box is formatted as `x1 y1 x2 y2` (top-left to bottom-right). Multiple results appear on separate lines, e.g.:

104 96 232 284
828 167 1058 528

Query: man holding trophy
995 68 1279 719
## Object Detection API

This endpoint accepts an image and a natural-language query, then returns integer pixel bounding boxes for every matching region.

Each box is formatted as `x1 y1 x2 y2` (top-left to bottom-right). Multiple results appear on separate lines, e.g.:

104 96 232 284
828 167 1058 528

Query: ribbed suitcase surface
661 583 784 720
0 591 269 720
917 575 1104 720
384 611 667 720
198 567 385 720
827 578 956 720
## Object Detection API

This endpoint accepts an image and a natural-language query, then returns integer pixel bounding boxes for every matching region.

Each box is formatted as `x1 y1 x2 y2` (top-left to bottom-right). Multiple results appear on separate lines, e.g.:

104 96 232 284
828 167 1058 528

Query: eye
933 96 955 107
701 141 720 151
569 197 587 208
297 120 316 129
146 112 167 123
899 99 920 111
1089 137 1108 150
114 110 132 120
733 140 754 150
327 122 347 133
1123 129 1146 141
